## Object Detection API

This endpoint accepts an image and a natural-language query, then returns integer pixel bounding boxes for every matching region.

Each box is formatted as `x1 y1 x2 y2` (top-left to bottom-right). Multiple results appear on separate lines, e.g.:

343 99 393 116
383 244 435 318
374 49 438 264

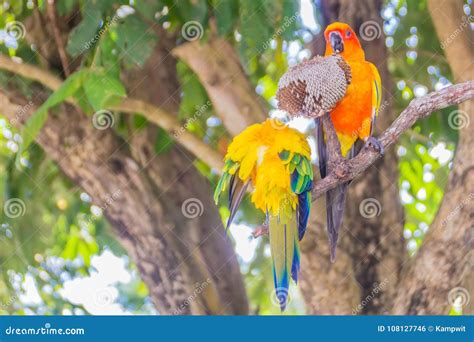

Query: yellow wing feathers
369 62 383 118
221 119 310 215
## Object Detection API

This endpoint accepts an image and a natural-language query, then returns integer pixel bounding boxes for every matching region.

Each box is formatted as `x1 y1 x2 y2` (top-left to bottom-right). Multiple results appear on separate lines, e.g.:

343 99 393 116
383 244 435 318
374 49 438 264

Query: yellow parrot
214 119 313 310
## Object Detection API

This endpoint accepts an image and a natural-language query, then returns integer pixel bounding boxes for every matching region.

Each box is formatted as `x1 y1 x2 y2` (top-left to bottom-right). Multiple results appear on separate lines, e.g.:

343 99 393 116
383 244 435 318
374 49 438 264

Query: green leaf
238 0 274 56
11 0 24 15
66 4 102 56
20 69 87 151
115 16 158 67
174 0 208 23
83 68 126 111
281 1 299 41
97 31 121 79
62 232 79 261
177 61 210 120
133 115 148 130
212 0 238 36
154 128 173 155
134 0 166 21
57 0 77 16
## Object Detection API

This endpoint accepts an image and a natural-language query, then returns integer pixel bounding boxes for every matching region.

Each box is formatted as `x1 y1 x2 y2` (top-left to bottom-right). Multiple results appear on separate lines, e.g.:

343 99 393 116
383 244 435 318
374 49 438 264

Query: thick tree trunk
121 36 248 315
392 0 473 315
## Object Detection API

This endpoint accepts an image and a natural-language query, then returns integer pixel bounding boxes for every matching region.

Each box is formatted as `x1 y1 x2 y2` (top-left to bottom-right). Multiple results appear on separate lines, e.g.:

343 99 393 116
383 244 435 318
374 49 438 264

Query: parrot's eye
345 30 352 38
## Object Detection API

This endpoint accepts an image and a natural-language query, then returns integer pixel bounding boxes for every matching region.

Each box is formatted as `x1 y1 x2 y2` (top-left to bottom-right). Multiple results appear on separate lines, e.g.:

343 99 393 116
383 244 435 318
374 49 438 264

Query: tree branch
0 54 224 170
173 38 267 136
311 80 474 199
45 0 71 76
0 54 472 192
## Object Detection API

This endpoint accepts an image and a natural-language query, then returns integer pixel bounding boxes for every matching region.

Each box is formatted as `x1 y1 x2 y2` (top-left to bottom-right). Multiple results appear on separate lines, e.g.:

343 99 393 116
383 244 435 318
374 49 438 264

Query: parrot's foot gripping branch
364 136 384 155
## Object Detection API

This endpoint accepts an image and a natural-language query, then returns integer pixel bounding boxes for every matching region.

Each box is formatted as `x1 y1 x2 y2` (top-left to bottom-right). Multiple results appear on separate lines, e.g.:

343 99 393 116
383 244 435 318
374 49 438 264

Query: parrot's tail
268 209 300 311
315 116 348 262
326 183 347 262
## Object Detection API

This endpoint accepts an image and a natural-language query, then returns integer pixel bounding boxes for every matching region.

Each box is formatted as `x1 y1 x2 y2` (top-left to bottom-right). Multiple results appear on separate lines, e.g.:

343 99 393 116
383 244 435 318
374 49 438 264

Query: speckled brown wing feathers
277 54 351 118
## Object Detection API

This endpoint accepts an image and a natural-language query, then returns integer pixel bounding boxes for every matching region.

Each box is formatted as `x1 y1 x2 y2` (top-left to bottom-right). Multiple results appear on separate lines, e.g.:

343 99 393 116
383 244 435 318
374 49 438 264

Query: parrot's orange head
324 22 364 60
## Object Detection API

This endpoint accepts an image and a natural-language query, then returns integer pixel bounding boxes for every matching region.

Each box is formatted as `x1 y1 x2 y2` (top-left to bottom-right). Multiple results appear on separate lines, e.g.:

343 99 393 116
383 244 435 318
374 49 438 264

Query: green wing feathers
213 159 239 204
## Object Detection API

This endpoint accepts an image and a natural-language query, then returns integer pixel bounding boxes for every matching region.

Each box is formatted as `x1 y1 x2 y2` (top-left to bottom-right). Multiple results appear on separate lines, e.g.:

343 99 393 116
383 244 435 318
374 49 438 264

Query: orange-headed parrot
214 119 313 310
317 22 383 261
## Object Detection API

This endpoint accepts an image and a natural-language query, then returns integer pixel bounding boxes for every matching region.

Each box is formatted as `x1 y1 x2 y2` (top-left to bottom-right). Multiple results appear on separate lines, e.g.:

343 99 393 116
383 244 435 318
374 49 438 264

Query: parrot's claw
365 136 384 155
252 224 269 238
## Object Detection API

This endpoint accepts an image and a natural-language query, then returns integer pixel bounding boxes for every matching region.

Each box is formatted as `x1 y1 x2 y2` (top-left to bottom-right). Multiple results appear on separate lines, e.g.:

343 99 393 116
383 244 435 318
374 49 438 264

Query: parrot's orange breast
330 60 373 137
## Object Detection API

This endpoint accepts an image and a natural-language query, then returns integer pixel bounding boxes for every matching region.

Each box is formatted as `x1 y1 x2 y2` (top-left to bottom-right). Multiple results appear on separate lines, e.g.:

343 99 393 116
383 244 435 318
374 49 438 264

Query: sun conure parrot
317 22 383 261
214 118 313 310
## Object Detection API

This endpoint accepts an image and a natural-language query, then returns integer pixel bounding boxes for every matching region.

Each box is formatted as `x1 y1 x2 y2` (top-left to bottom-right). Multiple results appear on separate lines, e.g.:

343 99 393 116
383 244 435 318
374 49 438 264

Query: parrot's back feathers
277 54 351 118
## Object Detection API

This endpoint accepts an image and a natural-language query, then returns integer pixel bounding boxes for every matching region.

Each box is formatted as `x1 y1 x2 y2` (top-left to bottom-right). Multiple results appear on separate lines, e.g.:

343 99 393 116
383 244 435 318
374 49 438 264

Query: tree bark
392 0 473 315
120 37 248 315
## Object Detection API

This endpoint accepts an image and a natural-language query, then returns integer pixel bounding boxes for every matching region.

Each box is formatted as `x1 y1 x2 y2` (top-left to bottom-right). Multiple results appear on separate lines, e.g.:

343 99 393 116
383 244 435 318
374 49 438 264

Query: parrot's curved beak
329 31 344 53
